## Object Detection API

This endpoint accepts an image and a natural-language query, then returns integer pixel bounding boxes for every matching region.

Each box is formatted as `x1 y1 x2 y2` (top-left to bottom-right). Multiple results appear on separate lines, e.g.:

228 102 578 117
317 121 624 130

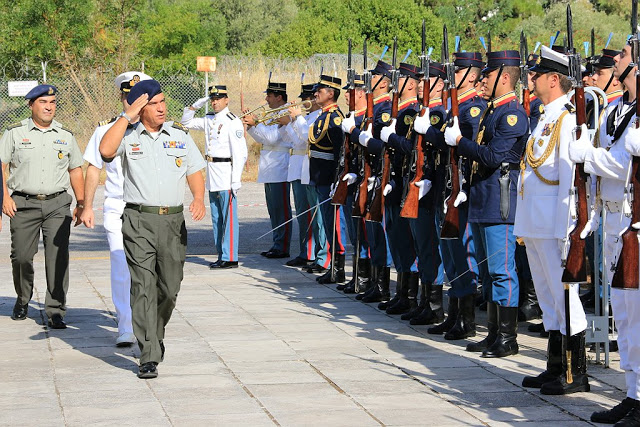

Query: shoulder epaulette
61 126 74 135
226 112 236 120
565 103 576 113
5 122 21 131
98 116 118 127
332 109 345 119
206 112 215 116
172 121 189 134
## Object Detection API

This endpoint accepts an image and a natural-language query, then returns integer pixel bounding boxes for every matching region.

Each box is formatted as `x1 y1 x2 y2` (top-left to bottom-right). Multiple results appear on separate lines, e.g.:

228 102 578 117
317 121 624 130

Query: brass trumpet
239 103 268 119
256 100 316 125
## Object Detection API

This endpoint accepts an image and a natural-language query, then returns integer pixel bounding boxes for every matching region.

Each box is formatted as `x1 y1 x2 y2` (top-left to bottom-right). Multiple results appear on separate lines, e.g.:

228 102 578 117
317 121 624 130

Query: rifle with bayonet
520 31 531 116
367 37 398 222
401 20 430 219
612 0 640 290
353 39 374 217
332 39 355 205
440 25 461 239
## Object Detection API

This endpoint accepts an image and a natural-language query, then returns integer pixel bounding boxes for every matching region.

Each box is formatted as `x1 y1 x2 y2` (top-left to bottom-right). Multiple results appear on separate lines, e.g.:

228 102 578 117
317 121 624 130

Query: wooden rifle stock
523 88 531 117
440 87 461 239
353 92 374 217
332 86 356 205
612 157 640 289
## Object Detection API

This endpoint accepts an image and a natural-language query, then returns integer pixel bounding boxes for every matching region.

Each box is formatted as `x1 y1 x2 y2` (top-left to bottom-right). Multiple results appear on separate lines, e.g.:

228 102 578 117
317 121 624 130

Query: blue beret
127 79 162 104
25 84 57 101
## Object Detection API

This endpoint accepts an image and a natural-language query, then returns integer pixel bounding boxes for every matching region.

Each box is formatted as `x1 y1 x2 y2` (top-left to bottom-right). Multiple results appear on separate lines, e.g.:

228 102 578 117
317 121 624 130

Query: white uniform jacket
181 106 248 192
84 117 124 200
514 95 577 240
285 109 321 184
248 122 291 183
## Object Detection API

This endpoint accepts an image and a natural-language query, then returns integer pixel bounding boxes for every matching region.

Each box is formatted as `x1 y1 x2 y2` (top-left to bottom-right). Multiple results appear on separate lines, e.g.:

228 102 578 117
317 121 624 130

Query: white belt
309 150 334 161
604 200 621 213
290 149 307 156
261 144 290 153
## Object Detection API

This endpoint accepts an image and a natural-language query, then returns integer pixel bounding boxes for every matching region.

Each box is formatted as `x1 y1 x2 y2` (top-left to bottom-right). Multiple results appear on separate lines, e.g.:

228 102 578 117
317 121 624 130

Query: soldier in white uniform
182 85 248 269
243 82 293 259
81 71 152 346
515 46 589 395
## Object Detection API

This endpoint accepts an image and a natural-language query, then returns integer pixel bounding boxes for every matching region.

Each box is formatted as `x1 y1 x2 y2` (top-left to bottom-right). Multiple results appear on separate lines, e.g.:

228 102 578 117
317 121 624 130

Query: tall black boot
387 272 417 315
444 294 476 340
467 302 497 352
402 278 427 321
522 330 563 388
354 258 371 294
427 295 459 334
337 256 357 292
378 271 402 310
317 254 345 284
362 267 390 303
410 284 445 325
540 331 590 395
482 306 519 358
518 279 542 321
356 263 378 300
614 404 640 427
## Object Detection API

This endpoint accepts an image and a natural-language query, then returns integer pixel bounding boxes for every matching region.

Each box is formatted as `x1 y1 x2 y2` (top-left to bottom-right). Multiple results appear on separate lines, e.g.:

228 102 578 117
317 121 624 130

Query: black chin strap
603 70 615 92
618 64 634 85
398 77 410 98
490 65 505 100
456 67 472 91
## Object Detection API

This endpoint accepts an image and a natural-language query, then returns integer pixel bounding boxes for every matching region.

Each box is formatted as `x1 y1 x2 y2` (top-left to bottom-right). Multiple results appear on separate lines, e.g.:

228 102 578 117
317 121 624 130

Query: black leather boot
612 402 640 426
518 279 542 321
337 256 356 292
356 263 378 300
317 254 345 284
467 302 497 352
591 397 639 424
427 295 459 334
378 271 402 310
522 330 562 388
402 279 427 321
541 331 590 395
362 267 390 303
387 272 417 315
444 294 476 340
410 284 445 325
482 306 519 358
353 258 371 294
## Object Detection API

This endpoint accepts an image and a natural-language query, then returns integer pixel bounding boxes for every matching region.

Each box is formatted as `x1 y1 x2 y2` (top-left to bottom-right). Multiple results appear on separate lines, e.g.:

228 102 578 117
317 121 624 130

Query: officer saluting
1 84 85 329
100 80 206 379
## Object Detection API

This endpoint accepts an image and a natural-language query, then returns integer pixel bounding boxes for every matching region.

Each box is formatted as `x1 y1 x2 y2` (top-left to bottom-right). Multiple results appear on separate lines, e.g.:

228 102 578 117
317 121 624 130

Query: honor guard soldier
309 75 347 284
182 85 248 269
287 84 332 272
1 84 85 329
527 54 545 132
343 60 394 303
451 50 528 356
100 80 206 379
592 49 624 104
588 43 640 425
515 46 589 393
81 71 152 345
243 80 293 259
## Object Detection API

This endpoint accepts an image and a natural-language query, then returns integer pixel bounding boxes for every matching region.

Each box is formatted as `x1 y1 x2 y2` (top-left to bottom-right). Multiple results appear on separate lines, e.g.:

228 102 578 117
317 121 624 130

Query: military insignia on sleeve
333 116 342 126
506 115 518 126
470 107 481 118
539 104 544 114
175 158 182 167
58 151 64 159
404 115 414 126
430 115 440 126
381 113 391 123
236 130 243 138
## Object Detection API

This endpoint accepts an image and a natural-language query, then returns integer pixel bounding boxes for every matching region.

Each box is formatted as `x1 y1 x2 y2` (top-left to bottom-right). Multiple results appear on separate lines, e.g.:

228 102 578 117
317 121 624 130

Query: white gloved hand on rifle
359 126 373 147
380 119 396 143
580 207 600 239
413 109 431 134
569 124 593 163
414 179 432 200
341 115 356 133
367 176 375 192
383 183 393 196
453 191 467 208
342 173 357 185
444 117 462 147
329 182 337 198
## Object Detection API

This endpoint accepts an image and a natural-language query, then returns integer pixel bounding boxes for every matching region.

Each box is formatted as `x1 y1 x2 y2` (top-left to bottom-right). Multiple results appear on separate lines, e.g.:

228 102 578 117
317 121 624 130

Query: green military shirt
114 121 205 206
0 118 83 195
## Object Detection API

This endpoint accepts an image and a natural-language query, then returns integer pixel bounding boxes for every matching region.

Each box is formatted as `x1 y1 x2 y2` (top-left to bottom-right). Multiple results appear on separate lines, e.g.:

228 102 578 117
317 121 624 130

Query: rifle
332 39 355 205
440 25 461 239
520 32 531 116
367 37 398 222
400 20 430 219
612 0 640 290
353 39 373 217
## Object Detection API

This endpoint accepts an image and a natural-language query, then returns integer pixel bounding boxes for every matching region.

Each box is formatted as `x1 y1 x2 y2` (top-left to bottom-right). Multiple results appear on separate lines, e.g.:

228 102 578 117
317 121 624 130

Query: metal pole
330 205 337 282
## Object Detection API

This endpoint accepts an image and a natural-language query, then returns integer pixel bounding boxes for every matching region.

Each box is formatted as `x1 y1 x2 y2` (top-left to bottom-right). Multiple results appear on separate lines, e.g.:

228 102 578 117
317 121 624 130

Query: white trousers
103 198 132 335
523 237 587 335
604 210 640 400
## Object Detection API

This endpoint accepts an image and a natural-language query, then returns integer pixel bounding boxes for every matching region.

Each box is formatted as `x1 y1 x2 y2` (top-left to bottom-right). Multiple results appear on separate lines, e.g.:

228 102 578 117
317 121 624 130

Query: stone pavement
0 183 627 426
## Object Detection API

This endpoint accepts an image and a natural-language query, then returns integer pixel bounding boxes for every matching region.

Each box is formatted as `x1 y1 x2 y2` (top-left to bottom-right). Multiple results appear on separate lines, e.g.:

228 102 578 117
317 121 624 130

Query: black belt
12 191 65 201
125 203 184 215
205 156 232 163
501 163 520 171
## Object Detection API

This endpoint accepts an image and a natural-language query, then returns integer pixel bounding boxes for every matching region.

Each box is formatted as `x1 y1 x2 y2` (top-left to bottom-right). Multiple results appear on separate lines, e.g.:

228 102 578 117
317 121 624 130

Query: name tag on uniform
128 142 144 155
53 139 67 146
163 141 186 149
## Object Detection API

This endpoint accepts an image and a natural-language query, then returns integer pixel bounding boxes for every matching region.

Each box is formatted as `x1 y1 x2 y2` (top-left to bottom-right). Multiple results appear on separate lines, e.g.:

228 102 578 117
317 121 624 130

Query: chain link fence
0 55 352 180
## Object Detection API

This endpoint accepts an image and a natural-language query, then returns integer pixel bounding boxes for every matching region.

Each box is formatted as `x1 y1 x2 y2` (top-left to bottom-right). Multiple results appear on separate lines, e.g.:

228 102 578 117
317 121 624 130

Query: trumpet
239 103 268 119
256 100 316 125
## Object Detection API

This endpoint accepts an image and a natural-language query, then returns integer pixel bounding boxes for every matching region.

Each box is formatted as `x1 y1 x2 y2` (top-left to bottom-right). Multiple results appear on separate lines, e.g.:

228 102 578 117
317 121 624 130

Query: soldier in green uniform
1 84 85 329
100 79 206 379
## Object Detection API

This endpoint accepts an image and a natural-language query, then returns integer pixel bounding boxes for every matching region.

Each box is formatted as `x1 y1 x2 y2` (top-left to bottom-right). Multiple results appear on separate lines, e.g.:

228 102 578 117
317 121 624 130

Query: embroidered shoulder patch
539 104 544 114
333 116 342 126
404 115 414 126
470 107 481 118
430 115 441 125
506 115 518 126
236 130 243 138
381 112 391 123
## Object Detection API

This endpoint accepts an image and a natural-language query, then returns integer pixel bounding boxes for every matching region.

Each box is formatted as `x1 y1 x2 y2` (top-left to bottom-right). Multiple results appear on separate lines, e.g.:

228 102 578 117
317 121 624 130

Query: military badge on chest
175 158 182 168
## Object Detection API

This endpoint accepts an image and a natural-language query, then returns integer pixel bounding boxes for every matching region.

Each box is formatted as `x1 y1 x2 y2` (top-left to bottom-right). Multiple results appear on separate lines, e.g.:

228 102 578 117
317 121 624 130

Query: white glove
342 173 357 185
329 182 337 198
367 176 375 192
579 207 600 239
413 109 431 134
558 238 567 257
359 126 373 147
453 190 467 208
380 119 396 143
231 182 241 197
192 97 209 109
383 183 393 196
625 126 640 156
341 115 356 133
444 117 462 147
569 124 592 163
414 179 432 200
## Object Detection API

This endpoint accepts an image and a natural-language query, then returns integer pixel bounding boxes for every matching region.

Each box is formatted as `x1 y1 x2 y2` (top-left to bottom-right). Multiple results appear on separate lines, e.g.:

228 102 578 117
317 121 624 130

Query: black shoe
306 262 328 274
522 330 563 388
11 304 28 321
540 331 590 395
211 261 238 269
614 404 640 427
591 398 639 424
528 322 545 333
160 340 165 362
481 306 519 358
138 362 158 379
209 259 222 269
47 314 67 329
286 257 312 267
263 249 290 259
